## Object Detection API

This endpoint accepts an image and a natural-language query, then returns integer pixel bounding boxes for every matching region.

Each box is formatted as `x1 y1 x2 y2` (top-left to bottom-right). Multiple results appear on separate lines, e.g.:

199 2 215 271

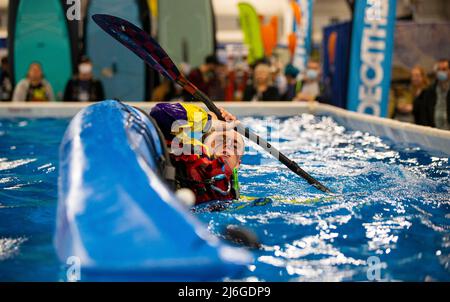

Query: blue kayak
55 100 252 281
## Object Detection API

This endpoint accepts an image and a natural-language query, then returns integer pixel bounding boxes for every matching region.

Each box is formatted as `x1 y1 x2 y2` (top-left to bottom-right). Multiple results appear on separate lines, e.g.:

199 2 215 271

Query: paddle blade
92 14 182 82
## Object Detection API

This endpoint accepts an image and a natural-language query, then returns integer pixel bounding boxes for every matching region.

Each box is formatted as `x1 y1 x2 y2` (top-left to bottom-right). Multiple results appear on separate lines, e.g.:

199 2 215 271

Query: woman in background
12 62 55 102
242 63 280 102
390 66 429 123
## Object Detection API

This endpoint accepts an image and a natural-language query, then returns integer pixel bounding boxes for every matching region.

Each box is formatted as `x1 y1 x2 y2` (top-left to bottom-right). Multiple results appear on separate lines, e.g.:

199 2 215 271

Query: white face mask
306 69 319 80
437 71 449 82
79 63 93 75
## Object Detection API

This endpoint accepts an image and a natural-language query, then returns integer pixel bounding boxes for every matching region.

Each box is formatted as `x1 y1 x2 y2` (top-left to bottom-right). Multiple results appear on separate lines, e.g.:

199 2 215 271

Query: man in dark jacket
183 55 219 101
64 57 105 102
0 57 12 101
413 59 450 130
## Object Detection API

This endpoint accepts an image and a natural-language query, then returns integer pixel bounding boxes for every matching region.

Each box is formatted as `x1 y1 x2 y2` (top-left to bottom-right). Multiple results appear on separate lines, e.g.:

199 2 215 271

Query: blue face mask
306 69 319 80
437 71 449 82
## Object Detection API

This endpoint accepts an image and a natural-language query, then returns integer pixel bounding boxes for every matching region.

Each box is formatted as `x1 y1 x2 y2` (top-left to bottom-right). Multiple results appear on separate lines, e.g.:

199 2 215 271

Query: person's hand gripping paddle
92 14 332 194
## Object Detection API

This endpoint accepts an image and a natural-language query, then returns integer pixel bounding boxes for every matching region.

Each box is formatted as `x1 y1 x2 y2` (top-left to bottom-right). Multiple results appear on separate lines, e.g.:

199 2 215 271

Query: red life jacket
172 152 236 205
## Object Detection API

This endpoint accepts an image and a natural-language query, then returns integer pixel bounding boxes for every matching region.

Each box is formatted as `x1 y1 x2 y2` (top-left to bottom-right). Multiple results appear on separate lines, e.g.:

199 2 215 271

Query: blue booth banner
347 0 397 117
322 22 352 109
293 0 314 73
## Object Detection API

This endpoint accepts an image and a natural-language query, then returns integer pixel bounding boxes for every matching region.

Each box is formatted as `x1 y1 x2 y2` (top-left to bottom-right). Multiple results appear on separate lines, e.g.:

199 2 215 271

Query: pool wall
1 102 449 157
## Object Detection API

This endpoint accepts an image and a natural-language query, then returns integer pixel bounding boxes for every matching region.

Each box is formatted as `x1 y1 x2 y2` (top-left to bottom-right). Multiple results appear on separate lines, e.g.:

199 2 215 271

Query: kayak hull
55 100 251 281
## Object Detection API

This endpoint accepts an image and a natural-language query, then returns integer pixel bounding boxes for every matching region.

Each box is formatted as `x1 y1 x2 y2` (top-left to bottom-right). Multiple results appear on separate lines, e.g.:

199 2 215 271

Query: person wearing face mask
149 102 244 205
63 57 105 102
294 60 331 104
12 62 55 102
413 59 450 130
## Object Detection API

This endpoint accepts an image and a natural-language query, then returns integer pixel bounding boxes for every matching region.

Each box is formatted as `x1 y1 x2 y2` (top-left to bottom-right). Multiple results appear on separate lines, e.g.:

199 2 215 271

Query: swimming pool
0 113 449 282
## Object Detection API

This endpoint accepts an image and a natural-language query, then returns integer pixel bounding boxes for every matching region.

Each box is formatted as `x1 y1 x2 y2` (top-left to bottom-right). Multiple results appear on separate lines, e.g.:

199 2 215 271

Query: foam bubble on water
0 237 28 261
18 121 28 128
0 158 37 171
4 184 26 190
37 163 56 174
0 177 14 184
37 163 52 170
258 234 366 281
363 217 412 252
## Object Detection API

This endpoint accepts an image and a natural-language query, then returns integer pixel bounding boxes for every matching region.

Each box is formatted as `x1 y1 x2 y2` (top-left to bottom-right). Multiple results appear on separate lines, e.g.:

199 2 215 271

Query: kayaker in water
150 103 245 205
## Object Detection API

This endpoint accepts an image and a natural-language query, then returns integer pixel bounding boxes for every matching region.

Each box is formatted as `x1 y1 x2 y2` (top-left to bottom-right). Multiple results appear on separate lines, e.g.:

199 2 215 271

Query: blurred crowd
0 54 448 131
389 59 450 130
151 54 333 104
0 56 104 103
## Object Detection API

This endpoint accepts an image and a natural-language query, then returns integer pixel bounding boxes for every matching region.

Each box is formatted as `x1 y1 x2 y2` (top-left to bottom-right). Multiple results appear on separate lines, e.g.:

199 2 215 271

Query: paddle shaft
192 88 332 193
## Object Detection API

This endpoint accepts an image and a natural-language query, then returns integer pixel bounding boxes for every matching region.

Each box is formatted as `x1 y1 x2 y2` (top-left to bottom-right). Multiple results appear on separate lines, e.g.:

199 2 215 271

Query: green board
10 0 74 101
158 0 216 68
238 2 265 65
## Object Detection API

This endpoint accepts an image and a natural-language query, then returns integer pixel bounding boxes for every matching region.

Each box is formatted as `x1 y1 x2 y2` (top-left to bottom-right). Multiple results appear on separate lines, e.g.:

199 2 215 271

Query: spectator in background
271 61 287 98
242 63 280 102
184 54 220 101
12 62 55 102
64 57 104 102
209 63 228 101
414 59 450 130
282 64 300 101
410 66 429 100
222 56 238 101
294 60 331 104
390 66 429 123
233 60 250 101
0 57 12 101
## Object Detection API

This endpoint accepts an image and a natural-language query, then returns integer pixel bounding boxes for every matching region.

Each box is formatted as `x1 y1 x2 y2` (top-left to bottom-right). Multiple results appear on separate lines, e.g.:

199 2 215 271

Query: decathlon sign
293 0 314 73
347 0 397 117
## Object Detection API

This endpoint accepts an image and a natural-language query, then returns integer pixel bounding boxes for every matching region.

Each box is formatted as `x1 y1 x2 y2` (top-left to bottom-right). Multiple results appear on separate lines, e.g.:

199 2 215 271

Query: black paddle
92 14 332 193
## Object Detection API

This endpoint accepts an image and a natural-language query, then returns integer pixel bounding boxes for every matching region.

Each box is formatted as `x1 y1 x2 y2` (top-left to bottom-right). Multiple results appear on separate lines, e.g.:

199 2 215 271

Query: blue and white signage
293 0 314 73
347 0 397 117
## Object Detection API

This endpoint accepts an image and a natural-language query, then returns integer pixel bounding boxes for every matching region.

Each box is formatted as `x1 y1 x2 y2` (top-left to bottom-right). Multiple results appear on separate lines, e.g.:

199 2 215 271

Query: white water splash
0 237 28 261
0 158 37 171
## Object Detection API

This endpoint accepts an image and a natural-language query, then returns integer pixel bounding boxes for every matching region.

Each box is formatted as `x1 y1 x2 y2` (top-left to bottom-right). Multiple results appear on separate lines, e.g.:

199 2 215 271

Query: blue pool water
0 115 449 282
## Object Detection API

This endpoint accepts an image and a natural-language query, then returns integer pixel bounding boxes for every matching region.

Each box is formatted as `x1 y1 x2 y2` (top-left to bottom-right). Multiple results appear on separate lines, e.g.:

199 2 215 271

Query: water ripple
198 114 450 281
